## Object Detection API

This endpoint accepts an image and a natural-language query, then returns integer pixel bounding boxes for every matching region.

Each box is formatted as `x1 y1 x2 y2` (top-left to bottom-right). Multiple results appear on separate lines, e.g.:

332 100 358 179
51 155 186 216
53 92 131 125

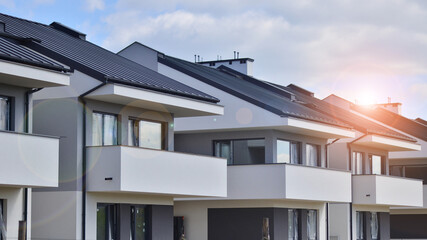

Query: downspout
78 81 107 240
347 133 367 240
324 138 339 240
23 88 43 238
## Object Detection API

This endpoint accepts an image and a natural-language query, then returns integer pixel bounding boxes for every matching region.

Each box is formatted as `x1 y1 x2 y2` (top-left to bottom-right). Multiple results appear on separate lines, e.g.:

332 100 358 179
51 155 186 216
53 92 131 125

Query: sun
356 90 377 105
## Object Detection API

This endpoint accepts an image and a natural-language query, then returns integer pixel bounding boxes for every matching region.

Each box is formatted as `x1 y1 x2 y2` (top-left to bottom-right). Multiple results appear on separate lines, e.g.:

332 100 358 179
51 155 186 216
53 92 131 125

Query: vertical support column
379 212 390 240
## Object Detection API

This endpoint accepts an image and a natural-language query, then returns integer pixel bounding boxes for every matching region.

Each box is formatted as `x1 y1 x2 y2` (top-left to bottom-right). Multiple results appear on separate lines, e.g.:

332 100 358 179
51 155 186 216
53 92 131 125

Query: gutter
78 81 107 240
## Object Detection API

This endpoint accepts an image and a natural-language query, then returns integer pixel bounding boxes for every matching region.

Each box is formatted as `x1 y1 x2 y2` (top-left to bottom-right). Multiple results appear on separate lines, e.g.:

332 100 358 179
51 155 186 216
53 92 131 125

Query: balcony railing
86 145 227 197
224 163 352 202
0 130 59 187
352 174 423 207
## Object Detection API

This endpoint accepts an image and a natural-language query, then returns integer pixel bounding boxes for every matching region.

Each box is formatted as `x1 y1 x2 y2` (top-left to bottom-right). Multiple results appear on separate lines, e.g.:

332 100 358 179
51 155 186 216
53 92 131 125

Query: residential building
321 95 423 240
0 13 226 240
120 42 423 240
0 24 70 239
119 42 357 240
350 104 427 239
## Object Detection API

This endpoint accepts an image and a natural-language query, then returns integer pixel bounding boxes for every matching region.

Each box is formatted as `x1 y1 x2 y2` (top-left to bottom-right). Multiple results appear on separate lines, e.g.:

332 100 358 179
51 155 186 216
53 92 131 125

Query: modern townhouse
0 13 227 240
318 94 423 240
349 104 427 239
119 42 357 240
0 23 70 239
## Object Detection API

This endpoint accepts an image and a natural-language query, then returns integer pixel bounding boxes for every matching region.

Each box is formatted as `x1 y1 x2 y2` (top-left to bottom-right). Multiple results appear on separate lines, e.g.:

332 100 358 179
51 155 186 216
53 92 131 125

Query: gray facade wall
149 205 174 240
175 129 327 165
118 43 159 72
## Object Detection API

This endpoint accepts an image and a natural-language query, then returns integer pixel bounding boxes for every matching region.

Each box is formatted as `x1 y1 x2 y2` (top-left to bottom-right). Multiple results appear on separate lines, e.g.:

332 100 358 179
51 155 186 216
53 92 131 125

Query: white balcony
352 175 423 207
0 131 59 187
86 146 227 197
224 164 352 202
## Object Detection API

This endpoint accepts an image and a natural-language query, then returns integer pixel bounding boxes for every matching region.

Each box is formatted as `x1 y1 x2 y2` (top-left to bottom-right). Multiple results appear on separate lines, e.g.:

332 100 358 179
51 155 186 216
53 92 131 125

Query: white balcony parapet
223 164 352 202
0 130 59 187
86 146 227 197
352 175 423 207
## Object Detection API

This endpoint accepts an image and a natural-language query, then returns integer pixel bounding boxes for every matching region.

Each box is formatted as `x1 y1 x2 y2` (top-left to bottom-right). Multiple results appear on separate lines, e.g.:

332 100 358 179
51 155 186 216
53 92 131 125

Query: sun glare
356 90 377 105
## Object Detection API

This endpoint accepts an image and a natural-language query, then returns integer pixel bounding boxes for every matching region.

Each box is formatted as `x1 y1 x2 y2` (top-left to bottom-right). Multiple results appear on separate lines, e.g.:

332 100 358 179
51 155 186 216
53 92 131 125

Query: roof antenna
237 52 239 58
197 55 200 62
234 51 236 59
194 55 197 63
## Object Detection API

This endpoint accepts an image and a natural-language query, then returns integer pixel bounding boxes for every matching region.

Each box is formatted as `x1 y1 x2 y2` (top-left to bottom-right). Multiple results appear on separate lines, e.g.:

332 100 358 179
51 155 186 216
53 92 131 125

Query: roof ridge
0 12 49 27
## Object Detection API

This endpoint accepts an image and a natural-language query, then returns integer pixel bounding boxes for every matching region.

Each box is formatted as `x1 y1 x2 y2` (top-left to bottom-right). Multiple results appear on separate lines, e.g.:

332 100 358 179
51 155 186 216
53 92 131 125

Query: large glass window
402 165 427 184
370 212 379 240
129 119 164 150
0 199 5 240
277 140 300 164
131 206 147 240
352 152 364 174
307 210 317 240
92 112 118 146
369 155 384 175
306 144 320 167
288 209 299 240
97 204 118 240
0 96 11 131
356 212 365 240
214 139 265 165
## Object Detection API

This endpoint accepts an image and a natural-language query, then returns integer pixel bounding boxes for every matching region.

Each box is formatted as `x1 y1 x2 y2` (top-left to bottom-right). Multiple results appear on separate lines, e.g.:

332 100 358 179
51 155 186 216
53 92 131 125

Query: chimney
0 21 5 32
196 53 254 76
375 102 402 115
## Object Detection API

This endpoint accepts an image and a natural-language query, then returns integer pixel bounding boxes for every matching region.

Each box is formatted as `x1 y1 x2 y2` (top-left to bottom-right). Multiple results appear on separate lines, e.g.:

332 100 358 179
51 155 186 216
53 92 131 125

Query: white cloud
84 0 105 12
100 0 427 119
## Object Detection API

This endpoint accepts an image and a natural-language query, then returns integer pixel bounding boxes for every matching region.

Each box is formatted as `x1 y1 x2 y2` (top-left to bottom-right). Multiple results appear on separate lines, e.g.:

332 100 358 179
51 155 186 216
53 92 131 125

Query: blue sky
1 0 427 120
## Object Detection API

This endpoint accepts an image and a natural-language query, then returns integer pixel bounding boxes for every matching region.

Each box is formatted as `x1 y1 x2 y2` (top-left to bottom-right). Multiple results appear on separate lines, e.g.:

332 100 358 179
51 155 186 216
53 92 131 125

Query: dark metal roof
159 55 352 129
274 84 416 142
0 35 68 72
353 106 427 142
205 65 415 142
0 13 219 103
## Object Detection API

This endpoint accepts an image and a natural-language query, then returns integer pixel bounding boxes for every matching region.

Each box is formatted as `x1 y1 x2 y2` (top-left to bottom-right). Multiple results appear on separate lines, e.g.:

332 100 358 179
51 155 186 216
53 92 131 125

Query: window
0 199 5 240
92 112 118 146
356 212 365 240
306 144 320 167
402 165 427 184
288 209 299 240
97 204 118 240
131 206 147 240
370 212 379 240
307 210 317 240
369 155 385 175
129 119 165 150
214 139 265 165
0 96 11 131
390 165 404 177
277 140 300 164
352 152 364 174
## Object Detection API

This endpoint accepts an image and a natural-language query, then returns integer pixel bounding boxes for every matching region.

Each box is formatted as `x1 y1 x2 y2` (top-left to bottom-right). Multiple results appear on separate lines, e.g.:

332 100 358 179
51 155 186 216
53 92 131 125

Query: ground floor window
97 203 148 240
288 209 299 240
370 212 379 240
307 210 317 240
356 211 365 240
0 199 4 240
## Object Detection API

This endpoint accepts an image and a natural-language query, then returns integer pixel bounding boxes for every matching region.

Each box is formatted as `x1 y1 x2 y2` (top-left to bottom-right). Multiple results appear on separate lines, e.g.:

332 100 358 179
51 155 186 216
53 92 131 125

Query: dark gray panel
149 205 173 240
208 208 277 240
273 208 287 239
391 214 427 238
119 204 131 240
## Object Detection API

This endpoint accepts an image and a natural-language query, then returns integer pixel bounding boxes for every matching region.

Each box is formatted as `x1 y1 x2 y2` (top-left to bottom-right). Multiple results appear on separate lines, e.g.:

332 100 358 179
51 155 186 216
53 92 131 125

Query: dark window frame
213 138 266 165
306 143 321 167
92 111 120 146
128 117 167 150
277 138 302 164
0 95 13 131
